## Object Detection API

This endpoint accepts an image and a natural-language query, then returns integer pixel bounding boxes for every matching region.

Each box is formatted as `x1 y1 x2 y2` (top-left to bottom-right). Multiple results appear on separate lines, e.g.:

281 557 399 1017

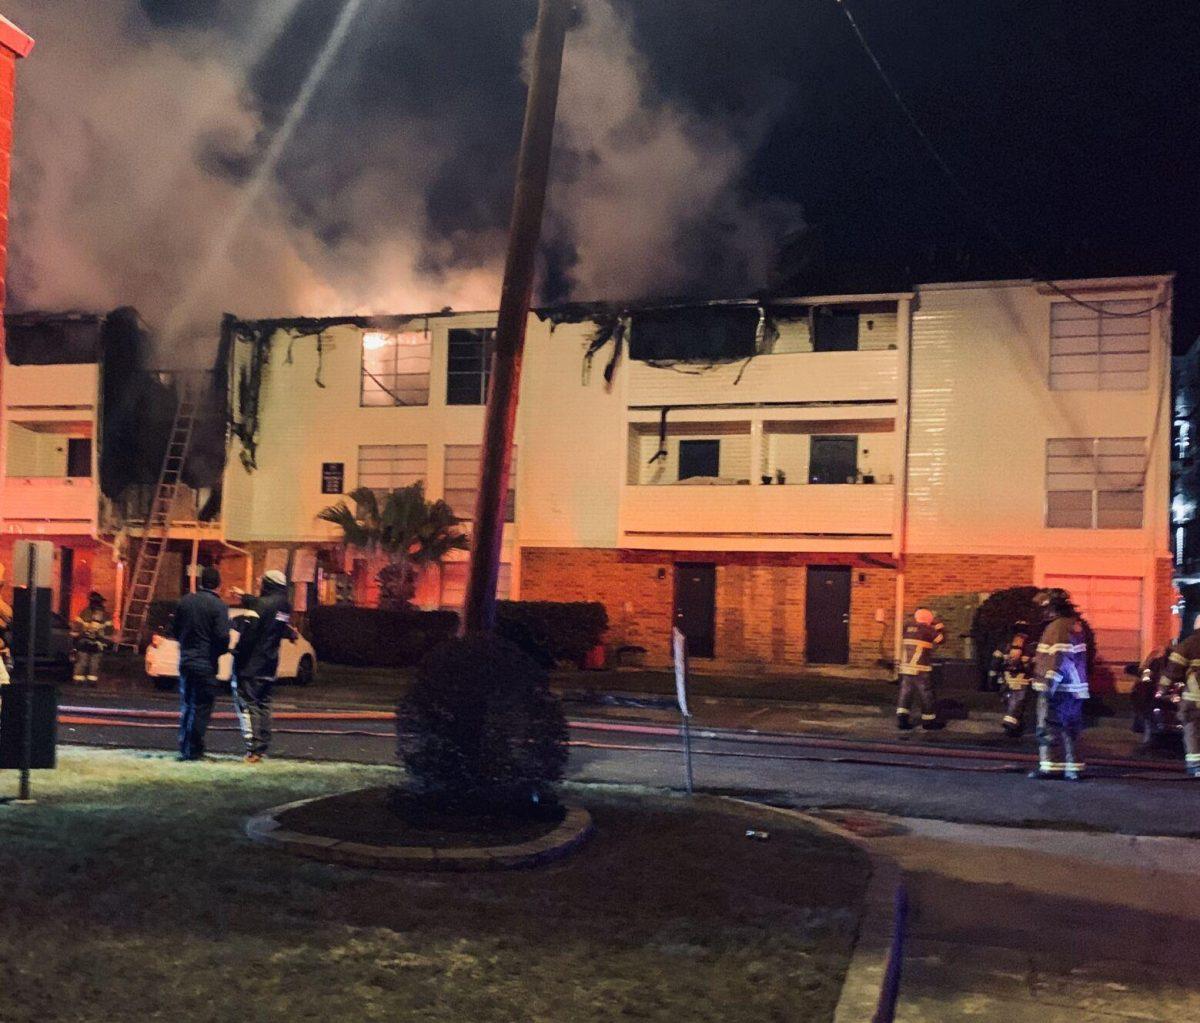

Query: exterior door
674 563 716 659
806 566 851 664
57 546 73 618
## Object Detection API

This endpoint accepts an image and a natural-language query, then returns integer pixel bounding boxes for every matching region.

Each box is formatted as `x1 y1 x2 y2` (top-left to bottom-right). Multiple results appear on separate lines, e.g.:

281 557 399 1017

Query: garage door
1042 574 1142 667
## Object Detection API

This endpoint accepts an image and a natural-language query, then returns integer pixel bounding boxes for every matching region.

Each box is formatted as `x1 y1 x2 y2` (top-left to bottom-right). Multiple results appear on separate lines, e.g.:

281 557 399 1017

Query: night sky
7 0 1200 347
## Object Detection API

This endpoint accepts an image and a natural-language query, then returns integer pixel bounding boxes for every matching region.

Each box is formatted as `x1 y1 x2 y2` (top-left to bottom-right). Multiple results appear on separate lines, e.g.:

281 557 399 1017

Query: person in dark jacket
73 592 114 684
897 608 946 730
231 570 296 763
173 566 230 761
1028 588 1090 781
990 619 1039 737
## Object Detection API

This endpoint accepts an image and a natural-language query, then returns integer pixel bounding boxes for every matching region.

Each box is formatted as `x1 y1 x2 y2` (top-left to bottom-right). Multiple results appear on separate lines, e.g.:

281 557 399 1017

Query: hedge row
308 600 607 669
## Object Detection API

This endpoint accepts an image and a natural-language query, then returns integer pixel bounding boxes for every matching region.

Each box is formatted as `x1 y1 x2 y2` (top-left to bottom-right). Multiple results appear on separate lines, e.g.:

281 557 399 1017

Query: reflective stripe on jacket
1033 615 1089 698
899 620 944 676
1163 631 1200 704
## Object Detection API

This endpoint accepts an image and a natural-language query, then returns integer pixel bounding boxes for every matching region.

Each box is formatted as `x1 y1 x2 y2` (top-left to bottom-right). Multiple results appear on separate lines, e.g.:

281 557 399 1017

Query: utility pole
462 0 571 635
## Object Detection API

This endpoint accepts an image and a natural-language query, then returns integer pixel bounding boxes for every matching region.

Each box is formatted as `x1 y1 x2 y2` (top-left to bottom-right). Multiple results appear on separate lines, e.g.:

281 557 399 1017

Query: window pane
360 331 431 406
1050 302 1150 391
446 329 496 406
357 444 426 496
1047 490 1093 528
444 443 516 522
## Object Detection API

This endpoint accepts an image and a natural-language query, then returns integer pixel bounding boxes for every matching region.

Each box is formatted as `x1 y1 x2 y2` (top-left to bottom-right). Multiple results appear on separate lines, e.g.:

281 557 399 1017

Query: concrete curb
245 796 594 871
730 801 904 1023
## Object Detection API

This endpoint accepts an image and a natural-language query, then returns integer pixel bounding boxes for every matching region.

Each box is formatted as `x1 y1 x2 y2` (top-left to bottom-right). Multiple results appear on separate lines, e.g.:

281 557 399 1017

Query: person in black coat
173 566 230 761
231 570 297 762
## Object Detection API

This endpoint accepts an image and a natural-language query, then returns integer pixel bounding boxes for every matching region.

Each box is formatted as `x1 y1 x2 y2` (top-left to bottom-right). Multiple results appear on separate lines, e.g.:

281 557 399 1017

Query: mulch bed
275 786 565 849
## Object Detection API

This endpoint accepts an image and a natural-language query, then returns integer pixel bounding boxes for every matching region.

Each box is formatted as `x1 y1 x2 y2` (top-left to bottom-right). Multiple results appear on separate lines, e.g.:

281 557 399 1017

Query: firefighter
0 566 11 677
1159 618 1200 778
0 567 12 683
73 591 113 685
990 618 1038 737
1132 642 1173 748
897 607 946 730
1028 588 1089 780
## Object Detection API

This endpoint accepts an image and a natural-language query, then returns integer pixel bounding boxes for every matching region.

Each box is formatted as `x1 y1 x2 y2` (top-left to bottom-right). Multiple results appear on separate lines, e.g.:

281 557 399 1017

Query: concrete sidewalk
835 813 1200 1021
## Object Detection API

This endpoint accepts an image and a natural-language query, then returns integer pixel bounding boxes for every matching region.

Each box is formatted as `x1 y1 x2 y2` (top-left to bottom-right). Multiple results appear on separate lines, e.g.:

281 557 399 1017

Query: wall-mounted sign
321 462 345 495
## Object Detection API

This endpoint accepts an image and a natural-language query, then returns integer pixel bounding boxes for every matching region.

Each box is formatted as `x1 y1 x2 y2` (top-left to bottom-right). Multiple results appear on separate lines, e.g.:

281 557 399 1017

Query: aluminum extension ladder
116 384 199 650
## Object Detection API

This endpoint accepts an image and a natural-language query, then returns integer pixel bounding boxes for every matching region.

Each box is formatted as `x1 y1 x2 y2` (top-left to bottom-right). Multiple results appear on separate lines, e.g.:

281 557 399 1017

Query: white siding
515 321 627 548
224 316 518 547
906 281 1170 558
626 348 898 408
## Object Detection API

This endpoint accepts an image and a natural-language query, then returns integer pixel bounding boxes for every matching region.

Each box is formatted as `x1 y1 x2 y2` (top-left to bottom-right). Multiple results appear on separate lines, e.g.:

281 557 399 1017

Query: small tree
397 634 569 816
317 482 469 609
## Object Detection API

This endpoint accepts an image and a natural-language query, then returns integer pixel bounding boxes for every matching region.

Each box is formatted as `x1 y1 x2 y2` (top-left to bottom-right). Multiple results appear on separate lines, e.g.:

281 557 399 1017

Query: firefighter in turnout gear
897 608 946 730
1159 620 1200 778
73 591 113 684
1029 588 1089 780
989 619 1038 737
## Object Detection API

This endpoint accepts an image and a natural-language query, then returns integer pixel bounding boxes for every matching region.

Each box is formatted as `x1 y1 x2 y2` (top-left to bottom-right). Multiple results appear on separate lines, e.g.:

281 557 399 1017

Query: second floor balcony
2 476 96 531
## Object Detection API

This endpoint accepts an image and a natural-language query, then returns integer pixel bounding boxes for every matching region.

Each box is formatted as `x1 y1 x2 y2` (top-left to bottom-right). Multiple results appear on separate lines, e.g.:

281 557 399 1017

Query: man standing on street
1029 588 1090 781
897 607 946 730
173 566 230 761
232 570 296 763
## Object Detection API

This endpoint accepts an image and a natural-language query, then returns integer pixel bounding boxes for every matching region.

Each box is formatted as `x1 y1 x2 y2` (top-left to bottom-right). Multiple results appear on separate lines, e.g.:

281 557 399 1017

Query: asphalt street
45 690 1200 837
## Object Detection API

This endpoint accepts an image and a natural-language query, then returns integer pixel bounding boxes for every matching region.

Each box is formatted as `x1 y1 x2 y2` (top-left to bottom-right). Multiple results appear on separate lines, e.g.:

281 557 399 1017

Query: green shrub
495 600 608 665
308 605 459 668
396 635 569 814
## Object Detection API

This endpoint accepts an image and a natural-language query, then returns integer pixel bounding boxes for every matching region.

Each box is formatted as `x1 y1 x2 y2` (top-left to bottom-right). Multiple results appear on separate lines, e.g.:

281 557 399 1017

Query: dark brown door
57 547 74 618
805 566 851 664
674 563 716 659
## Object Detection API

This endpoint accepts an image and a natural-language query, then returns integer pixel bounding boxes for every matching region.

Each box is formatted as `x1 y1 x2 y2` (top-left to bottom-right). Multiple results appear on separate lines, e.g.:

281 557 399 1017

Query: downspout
894 293 917 665
220 539 255 593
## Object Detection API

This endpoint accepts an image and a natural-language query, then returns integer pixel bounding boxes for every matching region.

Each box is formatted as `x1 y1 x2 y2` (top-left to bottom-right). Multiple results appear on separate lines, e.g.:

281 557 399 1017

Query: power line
834 0 1170 318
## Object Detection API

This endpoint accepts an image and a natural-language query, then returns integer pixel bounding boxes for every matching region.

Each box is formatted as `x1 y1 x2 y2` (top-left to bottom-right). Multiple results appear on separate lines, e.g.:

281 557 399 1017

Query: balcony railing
620 482 895 539
2 477 96 528
626 349 899 408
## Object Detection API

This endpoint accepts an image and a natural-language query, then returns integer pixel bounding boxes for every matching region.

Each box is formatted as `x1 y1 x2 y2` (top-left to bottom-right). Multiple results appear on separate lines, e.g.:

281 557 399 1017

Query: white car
144 608 318 688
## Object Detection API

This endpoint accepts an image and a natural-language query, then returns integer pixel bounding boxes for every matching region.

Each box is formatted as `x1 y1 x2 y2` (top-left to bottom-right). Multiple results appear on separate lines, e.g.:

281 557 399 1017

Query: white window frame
1045 436 1145 529
360 330 432 407
357 444 427 497
1049 300 1151 391
444 444 516 522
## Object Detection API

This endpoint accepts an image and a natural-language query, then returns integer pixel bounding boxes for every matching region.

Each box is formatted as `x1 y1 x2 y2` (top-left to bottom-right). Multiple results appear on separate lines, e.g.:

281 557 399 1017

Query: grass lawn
0 748 868 1023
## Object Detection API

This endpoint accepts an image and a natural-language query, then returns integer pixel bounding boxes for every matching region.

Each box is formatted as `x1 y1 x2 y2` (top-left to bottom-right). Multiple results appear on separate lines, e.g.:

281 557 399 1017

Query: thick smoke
4 0 802 357
548 0 802 300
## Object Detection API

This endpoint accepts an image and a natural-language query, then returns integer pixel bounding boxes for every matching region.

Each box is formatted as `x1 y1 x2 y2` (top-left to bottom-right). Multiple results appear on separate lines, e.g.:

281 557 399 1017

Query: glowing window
360 331 431 407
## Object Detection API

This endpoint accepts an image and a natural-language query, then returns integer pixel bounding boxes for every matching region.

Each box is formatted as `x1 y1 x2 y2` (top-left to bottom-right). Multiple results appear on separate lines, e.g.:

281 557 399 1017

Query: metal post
462 0 571 635
18 544 36 802
190 537 199 593
681 713 694 796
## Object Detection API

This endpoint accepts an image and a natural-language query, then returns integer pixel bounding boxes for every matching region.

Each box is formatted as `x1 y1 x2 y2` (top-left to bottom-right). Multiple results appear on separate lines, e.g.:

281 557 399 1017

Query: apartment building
0 311 226 620
223 274 1174 690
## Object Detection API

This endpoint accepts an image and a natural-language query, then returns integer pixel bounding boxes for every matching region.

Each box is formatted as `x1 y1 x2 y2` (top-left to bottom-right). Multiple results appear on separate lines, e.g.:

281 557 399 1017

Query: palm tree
318 482 469 608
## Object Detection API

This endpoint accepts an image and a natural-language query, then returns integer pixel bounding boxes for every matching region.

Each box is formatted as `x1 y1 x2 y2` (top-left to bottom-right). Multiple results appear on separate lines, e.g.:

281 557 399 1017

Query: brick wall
1155 555 1178 647
0 536 117 619
520 547 897 669
903 553 1035 658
